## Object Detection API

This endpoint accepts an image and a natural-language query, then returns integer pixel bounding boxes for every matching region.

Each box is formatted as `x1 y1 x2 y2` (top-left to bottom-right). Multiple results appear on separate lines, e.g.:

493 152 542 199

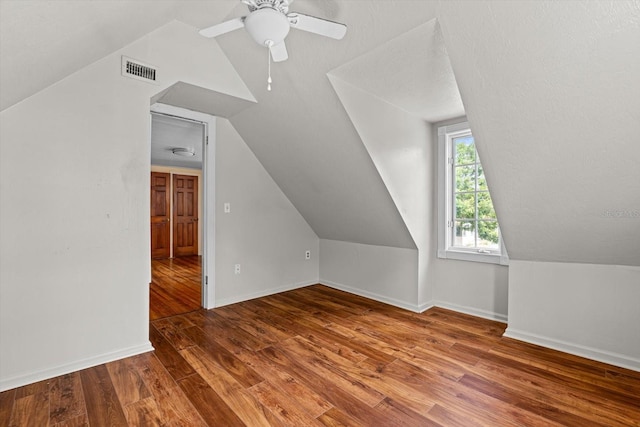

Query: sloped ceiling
438 1 640 266
329 19 463 122
217 0 445 248
0 0 238 111
2 0 639 264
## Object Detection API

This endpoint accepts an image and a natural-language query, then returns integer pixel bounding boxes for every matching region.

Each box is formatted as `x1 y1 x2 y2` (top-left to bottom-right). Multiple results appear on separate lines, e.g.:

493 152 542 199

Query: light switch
224 203 231 213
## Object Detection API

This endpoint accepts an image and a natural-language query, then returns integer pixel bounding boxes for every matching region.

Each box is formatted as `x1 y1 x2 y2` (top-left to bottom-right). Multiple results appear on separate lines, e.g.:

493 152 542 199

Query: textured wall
438 0 640 265
0 21 252 391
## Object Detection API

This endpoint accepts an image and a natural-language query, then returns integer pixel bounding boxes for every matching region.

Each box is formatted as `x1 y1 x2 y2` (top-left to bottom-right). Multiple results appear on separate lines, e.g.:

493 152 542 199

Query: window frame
437 121 509 265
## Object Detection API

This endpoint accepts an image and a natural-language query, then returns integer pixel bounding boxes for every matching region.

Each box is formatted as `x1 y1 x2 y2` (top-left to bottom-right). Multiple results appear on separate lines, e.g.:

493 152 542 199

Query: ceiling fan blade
287 13 347 40
270 41 289 62
199 17 245 38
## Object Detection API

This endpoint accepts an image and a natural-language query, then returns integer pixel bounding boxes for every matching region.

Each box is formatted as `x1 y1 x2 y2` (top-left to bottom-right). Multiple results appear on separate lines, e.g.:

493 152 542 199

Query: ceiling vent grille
121 56 158 84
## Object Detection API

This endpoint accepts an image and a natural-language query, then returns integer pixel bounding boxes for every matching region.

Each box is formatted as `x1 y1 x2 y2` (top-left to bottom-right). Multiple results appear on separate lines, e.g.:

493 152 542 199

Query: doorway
149 111 205 320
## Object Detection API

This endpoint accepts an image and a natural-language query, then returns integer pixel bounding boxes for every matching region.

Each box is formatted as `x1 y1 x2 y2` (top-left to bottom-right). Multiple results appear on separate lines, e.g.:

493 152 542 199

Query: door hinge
205 275 208 285
206 136 209 145
447 221 453 228
448 157 454 165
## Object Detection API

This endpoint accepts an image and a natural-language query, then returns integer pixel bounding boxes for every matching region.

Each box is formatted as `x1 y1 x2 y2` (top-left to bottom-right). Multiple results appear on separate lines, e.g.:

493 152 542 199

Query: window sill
437 249 509 266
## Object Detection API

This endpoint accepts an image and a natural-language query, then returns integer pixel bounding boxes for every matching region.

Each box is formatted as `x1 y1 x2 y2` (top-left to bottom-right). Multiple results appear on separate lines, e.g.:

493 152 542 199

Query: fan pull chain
266 40 273 91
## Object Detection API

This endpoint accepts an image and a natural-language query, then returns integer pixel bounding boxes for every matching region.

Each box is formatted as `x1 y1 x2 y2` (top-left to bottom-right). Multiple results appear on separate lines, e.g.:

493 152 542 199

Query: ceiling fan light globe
244 8 290 46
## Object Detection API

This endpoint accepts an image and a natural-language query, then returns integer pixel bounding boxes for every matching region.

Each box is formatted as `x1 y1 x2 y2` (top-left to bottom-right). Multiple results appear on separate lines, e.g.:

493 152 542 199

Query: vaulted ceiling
2 0 639 265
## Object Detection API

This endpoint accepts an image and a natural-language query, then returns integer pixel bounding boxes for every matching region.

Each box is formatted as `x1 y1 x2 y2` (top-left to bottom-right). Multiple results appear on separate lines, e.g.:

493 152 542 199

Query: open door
151 103 216 309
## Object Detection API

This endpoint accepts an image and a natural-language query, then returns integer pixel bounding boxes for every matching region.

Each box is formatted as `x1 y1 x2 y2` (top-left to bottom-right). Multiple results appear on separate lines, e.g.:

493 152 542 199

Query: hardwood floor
149 255 201 321
3 285 640 426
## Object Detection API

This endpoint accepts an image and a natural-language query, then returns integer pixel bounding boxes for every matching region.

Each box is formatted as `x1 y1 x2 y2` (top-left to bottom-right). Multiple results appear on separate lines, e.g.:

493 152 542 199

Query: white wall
506 261 640 371
320 239 419 311
0 20 252 391
327 75 430 310
214 119 319 307
325 74 511 318
431 259 508 322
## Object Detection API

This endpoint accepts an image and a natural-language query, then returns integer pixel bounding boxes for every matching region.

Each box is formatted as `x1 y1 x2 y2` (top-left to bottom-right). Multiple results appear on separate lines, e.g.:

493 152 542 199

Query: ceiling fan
198 0 347 63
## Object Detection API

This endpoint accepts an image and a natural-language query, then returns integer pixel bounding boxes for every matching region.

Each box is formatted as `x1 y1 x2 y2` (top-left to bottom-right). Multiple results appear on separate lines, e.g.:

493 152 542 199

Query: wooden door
150 172 171 259
173 174 198 257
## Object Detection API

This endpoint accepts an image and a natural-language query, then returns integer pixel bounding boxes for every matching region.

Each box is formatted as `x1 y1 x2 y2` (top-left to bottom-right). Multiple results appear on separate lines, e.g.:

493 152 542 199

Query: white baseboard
433 300 508 323
418 301 435 313
320 280 423 312
0 342 154 392
214 280 318 308
504 327 640 372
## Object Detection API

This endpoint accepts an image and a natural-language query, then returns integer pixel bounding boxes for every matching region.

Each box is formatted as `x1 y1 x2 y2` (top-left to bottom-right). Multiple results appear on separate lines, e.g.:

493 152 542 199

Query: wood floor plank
316 407 367 427
180 346 284 427
330 356 438 416
278 336 386 407
49 373 86 425
0 388 16 426
121 396 164 426
149 323 196 381
458 373 611 427
150 255 201 321
257 345 396 426
426 403 494 427
79 365 128 427
6 284 640 426
198 310 269 352
375 397 442 427
234 349 334 419
14 378 49 399
249 380 325 426
471 353 640 426
51 413 89 427
178 373 246 427
377 357 551 427
8 393 49 427
106 357 151 407
130 352 208 426
182 325 264 388
152 317 196 350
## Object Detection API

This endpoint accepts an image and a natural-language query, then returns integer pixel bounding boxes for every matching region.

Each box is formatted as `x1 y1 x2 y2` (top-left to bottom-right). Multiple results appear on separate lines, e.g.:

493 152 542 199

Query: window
438 122 508 265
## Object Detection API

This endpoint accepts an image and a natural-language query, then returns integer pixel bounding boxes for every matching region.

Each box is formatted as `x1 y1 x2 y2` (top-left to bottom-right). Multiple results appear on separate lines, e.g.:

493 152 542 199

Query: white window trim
437 121 509 266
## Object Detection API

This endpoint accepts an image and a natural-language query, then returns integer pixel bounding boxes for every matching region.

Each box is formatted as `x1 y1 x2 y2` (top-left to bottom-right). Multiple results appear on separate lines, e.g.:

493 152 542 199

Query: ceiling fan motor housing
246 0 290 14
244 7 291 46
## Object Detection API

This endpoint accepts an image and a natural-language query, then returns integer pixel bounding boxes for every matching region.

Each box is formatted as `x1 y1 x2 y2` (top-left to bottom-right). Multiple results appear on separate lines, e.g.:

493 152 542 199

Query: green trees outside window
452 135 499 248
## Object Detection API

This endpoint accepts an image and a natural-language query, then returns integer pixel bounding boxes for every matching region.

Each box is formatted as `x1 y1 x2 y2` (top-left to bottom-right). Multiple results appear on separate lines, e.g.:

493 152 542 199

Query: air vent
121 56 158 84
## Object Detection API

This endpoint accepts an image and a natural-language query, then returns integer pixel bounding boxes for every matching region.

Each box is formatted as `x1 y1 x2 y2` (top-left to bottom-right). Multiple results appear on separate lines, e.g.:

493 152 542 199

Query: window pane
455 192 475 219
477 165 487 191
455 165 476 192
454 136 475 165
454 221 476 248
477 221 499 248
477 191 496 220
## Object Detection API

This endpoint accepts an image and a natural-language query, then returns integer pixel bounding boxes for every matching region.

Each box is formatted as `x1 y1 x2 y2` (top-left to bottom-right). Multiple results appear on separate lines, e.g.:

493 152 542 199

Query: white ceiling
0 0 242 111
2 0 639 265
151 113 204 169
329 18 463 122
220 0 443 247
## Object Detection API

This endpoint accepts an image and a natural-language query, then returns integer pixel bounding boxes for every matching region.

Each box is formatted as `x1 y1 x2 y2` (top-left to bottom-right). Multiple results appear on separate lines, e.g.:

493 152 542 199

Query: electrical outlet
224 203 231 213
305 250 311 260
234 264 241 274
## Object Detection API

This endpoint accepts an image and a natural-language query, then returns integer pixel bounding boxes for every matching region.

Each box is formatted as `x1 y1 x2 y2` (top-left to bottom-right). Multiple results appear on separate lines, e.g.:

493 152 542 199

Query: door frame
150 103 216 309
